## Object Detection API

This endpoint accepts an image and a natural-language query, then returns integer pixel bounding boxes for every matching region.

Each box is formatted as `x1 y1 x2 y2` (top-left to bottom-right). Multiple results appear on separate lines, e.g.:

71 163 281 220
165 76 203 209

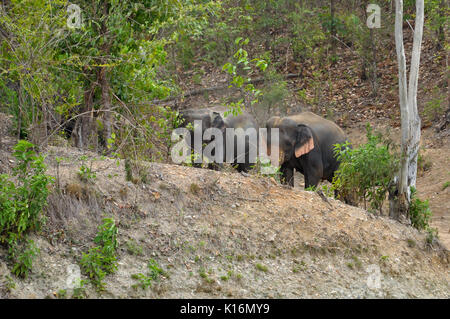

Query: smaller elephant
266 112 350 189
178 105 259 172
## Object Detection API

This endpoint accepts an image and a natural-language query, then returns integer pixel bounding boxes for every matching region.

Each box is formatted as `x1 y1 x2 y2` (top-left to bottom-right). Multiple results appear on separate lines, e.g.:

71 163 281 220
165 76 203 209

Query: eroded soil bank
0 142 448 298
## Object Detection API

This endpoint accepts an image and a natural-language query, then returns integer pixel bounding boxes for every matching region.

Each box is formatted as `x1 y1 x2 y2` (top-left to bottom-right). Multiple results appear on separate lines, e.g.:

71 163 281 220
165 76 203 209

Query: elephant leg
304 172 321 189
237 163 249 173
281 165 294 187
303 157 323 189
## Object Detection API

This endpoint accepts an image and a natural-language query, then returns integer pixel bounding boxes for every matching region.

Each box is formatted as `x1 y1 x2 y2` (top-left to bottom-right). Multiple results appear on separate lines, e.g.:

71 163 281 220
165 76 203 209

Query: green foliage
426 227 439 245
424 0 449 46
72 280 88 299
125 239 143 256
0 140 53 245
255 263 268 272
443 181 450 190
253 157 281 181
10 240 40 279
80 218 118 291
409 187 432 231
222 37 267 116
417 150 433 173
422 87 446 122
332 124 399 213
289 6 327 63
131 259 166 290
78 164 96 182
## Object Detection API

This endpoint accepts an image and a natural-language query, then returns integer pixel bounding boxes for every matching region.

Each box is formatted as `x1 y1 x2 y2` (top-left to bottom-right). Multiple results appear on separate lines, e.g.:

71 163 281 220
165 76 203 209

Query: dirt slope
0 144 448 299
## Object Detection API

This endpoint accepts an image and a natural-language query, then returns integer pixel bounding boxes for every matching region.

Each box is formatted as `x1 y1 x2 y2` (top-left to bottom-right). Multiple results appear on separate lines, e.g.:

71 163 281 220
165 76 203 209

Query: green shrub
11 240 40 279
0 140 53 244
80 218 118 290
409 187 432 231
332 124 399 213
0 140 52 277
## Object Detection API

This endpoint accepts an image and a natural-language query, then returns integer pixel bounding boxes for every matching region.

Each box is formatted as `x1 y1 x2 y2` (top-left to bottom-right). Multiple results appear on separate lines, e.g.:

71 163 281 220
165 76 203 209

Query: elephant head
266 117 315 166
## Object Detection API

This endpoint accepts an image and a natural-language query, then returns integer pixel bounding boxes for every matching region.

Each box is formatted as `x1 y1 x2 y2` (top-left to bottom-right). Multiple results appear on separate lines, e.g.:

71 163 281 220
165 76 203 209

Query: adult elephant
178 105 259 172
266 112 349 188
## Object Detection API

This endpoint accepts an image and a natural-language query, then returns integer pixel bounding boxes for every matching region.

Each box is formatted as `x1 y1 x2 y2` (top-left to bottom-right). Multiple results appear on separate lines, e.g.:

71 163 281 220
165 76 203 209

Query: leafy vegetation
80 218 118 290
0 141 52 277
409 187 439 244
131 259 167 290
332 124 399 213
10 240 40 279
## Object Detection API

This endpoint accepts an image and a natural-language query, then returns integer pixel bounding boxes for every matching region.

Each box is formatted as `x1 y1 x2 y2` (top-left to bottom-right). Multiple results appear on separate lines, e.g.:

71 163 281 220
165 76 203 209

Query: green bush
0 140 52 277
11 240 40 279
332 124 399 213
80 218 118 290
0 140 53 244
409 187 432 231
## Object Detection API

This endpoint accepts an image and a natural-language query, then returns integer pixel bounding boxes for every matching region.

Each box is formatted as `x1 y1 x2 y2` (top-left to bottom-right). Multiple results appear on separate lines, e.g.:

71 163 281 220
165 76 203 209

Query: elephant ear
294 124 315 158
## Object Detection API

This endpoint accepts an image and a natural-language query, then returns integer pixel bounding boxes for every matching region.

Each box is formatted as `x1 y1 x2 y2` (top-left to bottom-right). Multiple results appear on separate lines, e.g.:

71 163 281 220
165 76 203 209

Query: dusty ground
0 136 448 298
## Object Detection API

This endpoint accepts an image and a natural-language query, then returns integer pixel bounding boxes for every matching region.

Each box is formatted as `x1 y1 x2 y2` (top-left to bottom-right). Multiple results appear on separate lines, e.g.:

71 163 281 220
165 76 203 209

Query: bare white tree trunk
390 0 424 221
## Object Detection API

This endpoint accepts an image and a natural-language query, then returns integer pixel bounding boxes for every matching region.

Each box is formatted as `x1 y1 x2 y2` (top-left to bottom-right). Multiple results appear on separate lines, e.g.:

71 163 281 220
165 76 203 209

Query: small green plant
255 263 268 272
442 181 450 190
351 255 362 269
254 157 282 181
190 183 200 194
199 268 214 283
292 260 307 273
131 259 167 290
56 289 67 299
417 151 432 173
409 187 432 231
78 163 96 182
10 240 40 279
126 239 143 256
3 275 16 292
407 238 416 248
408 186 439 247
426 227 439 244
320 184 334 198
80 218 118 290
72 280 88 299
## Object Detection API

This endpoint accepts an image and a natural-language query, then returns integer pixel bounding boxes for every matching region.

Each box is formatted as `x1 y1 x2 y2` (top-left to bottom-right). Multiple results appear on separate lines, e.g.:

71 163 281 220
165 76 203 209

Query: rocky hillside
0 139 448 298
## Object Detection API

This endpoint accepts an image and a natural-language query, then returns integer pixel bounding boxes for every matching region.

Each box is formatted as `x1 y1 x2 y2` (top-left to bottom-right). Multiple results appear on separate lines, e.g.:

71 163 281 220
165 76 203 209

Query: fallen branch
151 73 302 105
